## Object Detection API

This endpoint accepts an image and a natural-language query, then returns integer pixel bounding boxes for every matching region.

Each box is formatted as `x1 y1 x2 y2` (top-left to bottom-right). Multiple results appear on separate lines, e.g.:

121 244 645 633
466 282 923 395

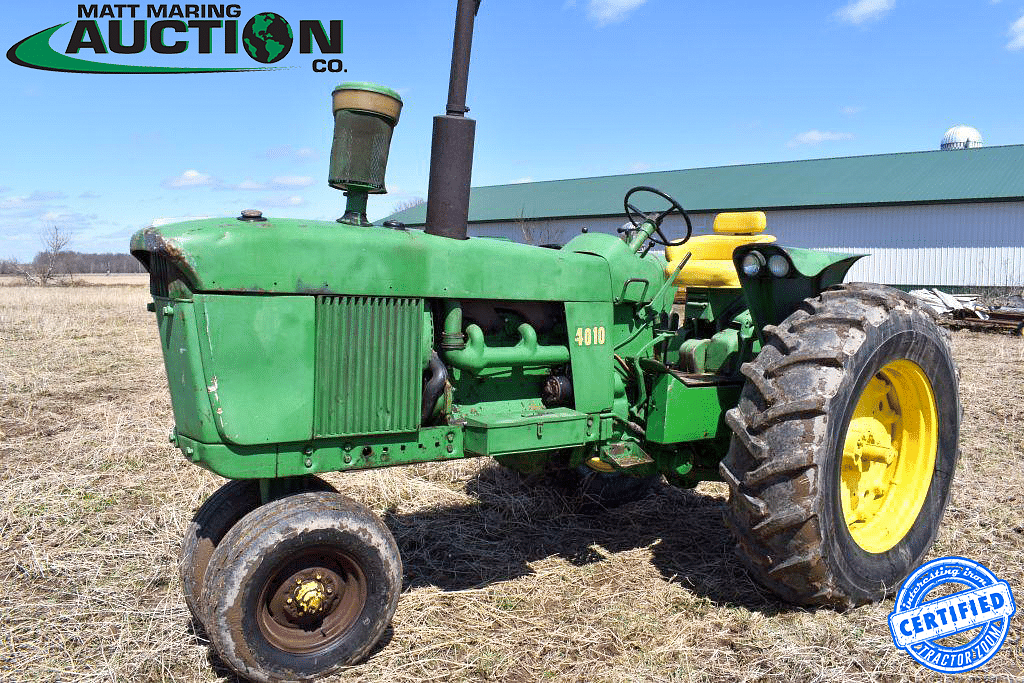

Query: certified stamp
889 557 1016 673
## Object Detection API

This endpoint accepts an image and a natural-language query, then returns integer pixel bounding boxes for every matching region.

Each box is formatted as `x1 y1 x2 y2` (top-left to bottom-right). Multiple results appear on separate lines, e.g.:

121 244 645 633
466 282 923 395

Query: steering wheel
621 186 693 247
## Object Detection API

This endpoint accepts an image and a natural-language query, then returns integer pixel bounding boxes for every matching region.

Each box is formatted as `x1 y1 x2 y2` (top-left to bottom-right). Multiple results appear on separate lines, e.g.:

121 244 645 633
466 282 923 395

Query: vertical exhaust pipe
424 0 481 240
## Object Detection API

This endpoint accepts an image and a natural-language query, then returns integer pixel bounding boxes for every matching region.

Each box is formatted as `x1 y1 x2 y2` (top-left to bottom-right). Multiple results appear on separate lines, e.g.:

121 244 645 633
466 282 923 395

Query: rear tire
201 491 402 682
721 283 960 608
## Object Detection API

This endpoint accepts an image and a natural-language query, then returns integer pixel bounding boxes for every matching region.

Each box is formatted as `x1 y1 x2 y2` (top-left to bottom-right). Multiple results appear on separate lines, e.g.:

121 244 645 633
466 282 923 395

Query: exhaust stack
424 0 481 240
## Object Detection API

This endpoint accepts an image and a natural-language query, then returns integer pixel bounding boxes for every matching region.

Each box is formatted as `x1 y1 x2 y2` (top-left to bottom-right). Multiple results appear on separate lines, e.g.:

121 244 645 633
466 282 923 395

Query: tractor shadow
384 462 796 615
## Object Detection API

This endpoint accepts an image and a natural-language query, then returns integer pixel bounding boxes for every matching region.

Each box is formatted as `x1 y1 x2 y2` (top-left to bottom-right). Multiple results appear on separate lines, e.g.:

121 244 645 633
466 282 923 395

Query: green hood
131 217 619 302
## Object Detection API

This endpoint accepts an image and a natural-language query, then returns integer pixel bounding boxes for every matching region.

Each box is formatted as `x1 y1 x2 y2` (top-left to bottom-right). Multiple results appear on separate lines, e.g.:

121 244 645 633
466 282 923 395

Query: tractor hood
131 217 616 302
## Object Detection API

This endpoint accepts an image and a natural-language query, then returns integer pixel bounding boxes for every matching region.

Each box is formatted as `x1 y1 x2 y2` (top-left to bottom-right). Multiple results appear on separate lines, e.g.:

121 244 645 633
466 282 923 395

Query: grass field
1 282 1022 682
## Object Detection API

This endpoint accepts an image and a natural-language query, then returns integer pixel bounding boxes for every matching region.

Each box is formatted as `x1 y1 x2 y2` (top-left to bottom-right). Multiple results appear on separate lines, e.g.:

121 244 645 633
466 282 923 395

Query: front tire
721 283 960 608
179 477 335 631
201 491 401 682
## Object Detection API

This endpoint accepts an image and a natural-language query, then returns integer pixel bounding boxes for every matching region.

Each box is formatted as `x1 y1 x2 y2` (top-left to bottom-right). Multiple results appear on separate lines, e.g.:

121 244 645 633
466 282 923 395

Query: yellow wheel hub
585 455 616 473
293 577 328 616
840 359 938 554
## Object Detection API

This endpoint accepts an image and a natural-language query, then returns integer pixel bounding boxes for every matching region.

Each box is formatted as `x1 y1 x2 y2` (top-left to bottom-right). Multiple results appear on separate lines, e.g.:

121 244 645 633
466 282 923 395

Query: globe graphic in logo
242 13 293 64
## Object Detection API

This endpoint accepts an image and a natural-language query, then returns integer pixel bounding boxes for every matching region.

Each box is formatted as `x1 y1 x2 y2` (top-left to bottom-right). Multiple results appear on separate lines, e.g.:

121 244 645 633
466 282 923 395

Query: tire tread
722 283 959 608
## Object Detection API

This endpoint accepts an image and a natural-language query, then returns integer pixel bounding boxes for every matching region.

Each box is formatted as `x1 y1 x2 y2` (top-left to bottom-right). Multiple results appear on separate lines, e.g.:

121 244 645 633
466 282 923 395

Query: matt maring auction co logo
7 4 346 74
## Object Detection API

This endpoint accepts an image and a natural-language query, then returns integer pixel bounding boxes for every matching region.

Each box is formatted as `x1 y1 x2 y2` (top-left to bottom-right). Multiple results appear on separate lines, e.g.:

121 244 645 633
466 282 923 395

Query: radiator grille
314 296 423 437
149 254 172 297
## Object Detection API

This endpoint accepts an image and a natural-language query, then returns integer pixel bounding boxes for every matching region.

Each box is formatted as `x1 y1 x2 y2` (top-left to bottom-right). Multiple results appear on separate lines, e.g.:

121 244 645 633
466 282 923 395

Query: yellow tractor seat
665 211 775 289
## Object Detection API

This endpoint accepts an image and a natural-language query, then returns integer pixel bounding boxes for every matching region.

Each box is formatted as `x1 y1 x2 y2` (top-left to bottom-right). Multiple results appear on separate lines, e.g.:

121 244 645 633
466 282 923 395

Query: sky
1 0 1023 261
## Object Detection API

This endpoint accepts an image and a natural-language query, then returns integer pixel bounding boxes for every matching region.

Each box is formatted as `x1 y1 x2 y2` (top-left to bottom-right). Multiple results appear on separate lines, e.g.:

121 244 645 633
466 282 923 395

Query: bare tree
21 226 71 284
391 197 425 213
518 213 563 247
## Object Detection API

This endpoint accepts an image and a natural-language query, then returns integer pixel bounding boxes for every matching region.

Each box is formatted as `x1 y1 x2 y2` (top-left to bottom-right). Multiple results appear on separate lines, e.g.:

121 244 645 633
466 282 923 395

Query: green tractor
132 2 960 680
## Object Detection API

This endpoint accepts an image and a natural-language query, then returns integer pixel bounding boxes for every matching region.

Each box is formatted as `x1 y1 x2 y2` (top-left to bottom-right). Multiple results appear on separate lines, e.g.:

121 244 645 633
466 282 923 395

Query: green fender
731 244 865 335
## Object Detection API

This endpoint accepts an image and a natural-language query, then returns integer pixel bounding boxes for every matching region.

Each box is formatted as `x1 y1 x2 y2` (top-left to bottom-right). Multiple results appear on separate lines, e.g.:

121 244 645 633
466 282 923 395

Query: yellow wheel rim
840 359 938 554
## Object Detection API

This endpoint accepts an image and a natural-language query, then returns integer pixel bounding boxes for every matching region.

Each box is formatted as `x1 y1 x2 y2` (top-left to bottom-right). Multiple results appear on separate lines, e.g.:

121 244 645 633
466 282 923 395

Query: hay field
1 282 1021 682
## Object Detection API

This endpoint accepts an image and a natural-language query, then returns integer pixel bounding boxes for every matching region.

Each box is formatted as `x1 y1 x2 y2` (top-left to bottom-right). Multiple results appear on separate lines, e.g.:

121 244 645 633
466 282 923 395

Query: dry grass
1 283 1021 683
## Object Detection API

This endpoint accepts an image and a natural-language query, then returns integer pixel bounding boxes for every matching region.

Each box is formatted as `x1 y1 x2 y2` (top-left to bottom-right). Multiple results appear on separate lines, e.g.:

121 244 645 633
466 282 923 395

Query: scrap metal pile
911 289 1024 335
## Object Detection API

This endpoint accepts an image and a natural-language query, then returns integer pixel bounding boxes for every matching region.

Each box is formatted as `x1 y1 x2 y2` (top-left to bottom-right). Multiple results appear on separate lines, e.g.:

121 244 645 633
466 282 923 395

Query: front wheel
721 283 960 608
201 491 402 682
178 476 336 631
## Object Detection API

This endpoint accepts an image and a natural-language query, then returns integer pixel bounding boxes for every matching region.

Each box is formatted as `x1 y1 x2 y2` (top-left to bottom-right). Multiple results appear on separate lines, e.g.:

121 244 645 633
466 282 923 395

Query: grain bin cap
329 82 403 194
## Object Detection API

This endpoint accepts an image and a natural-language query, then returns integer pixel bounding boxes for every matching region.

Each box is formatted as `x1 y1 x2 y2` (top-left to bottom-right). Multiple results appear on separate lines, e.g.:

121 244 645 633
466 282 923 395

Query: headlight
741 251 765 277
768 254 791 278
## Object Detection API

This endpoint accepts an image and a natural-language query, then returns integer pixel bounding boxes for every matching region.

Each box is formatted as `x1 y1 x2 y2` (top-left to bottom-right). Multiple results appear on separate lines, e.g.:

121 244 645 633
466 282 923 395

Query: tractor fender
732 244 865 333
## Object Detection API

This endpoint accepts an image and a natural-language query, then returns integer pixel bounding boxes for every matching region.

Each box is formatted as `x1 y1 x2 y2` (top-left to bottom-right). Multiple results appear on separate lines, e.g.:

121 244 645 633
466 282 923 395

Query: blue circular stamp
889 557 1016 673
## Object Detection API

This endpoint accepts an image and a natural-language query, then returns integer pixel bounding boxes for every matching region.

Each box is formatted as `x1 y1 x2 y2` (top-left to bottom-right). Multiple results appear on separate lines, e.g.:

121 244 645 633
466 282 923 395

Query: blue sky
1 0 1023 261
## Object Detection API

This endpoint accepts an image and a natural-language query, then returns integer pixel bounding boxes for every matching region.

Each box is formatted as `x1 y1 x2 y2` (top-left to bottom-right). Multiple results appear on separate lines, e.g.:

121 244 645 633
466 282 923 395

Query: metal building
386 145 1024 289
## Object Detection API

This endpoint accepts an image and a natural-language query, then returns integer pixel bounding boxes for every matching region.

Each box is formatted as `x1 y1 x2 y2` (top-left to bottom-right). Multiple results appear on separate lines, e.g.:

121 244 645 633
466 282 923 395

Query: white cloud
149 216 212 227
164 169 216 188
841 105 864 116
1008 15 1024 50
0 196 27 209
586 0 648 26
835 0 894 24
626 162 652 173
0 208 99 260
178 174 320 192
511 177 534 184
270 175 314 188
0 190 66 210
788 130 854 147
257 195 306 208
264 145 316 161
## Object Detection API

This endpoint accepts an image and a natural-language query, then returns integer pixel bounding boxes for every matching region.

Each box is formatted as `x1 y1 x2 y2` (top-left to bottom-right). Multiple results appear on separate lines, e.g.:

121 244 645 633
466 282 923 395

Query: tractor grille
149 254 173 297
314 296 423 438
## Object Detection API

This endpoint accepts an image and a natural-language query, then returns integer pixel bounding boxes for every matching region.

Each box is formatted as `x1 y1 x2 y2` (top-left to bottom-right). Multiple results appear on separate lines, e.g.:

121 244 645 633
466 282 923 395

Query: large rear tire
721 283 960 608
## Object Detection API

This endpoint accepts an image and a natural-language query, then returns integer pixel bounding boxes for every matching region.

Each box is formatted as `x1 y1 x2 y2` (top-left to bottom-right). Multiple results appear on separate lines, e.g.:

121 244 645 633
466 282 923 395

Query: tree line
0 251 146 275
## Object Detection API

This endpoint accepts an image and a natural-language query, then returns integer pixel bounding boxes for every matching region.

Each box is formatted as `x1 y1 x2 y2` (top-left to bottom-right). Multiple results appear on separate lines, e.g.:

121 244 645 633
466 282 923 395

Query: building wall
467 201 1024 288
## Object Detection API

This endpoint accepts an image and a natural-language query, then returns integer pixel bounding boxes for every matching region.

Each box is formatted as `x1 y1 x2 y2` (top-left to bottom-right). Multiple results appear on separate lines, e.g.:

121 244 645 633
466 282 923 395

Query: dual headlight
741 250 791 278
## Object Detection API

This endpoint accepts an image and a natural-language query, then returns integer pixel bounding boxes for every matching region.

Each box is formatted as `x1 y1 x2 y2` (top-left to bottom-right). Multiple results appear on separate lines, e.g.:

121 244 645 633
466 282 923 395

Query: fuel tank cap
238 209 267 222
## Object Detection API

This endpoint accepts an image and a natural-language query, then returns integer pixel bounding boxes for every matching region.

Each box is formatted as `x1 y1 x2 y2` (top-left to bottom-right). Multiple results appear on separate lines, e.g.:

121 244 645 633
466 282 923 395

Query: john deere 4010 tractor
131 2 960 680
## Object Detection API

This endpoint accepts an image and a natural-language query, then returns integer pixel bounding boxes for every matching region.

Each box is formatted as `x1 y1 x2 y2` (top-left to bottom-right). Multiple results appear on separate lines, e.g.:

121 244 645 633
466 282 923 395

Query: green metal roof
385 145 1024 226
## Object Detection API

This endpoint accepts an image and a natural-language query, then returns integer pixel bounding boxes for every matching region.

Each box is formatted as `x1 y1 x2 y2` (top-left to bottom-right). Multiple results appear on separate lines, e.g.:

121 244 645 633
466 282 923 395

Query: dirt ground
1 282 1021 682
